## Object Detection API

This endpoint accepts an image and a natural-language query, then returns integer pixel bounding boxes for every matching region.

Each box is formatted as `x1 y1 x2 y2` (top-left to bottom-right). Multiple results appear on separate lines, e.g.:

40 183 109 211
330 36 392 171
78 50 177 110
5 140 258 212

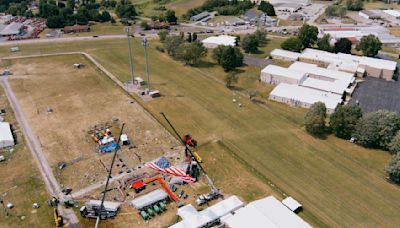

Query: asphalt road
0 78 80 227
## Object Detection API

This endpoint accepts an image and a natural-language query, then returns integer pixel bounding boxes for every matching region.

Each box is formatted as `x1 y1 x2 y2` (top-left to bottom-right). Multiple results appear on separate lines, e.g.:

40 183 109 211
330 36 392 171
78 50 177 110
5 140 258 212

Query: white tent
0 122 14 148
131 189 168 210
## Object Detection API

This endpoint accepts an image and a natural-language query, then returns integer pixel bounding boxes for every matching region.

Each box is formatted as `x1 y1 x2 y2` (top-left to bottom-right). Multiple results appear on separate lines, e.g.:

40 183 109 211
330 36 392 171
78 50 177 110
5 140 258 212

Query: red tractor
183 134 197 148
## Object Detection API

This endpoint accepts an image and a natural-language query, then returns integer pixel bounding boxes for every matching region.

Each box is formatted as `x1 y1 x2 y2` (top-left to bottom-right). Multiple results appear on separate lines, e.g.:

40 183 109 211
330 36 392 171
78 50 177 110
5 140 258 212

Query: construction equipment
140 210 150 220
160 113 222 203
54 208 63 227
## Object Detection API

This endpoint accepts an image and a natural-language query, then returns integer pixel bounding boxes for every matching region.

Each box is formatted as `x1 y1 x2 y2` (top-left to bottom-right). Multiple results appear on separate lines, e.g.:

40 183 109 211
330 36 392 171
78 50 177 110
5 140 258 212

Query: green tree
389 132 400 154
346 0 363 11
281 37 302 52
158 30 169 42
176 41 207 65
356 34 382 57
334 38 352 54
100 11 111 22
213 46 243 71
304 102 327 136
317 34 333 52
46 15 65 28
298 24 318 48
116 0 137 19
330 105 362 139
165 10 177 24
258 1 275 16
253 28 267 44
353 110 400 149
385 152 400 184
242 34 259 53
224 72 238 88
164 35 184 58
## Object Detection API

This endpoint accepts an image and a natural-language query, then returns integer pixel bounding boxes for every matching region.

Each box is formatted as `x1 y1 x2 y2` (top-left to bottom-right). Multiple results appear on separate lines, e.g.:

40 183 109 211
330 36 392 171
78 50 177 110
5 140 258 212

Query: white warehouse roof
201 35 236 47
0 122 14 148
359 56 397 71
262 64 306 81
224 196 311 228
384 9 400 17
270 83 342 111
281 197 302 212
270 49 301 61
131 189 168 210
170 195 244 228
0 22 22 36
290 61 354 84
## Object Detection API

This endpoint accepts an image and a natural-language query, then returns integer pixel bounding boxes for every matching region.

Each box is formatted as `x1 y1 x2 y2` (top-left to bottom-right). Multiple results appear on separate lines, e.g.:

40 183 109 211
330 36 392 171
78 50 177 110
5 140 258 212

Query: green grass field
0 87 53 227
0 38 400 227
133 0 205 18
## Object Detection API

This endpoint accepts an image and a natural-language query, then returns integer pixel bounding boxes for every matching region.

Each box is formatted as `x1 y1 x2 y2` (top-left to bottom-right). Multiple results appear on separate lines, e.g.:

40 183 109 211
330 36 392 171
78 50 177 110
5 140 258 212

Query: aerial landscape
0 0 399 227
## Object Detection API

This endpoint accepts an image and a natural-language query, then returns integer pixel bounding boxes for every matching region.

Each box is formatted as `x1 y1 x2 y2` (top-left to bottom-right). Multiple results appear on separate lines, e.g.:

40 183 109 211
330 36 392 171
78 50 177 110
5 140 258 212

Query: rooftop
224 196 311 228
262 64 305 81
384 9 400 17
201 35 236 46
0 122 14 142
270 83 343 110
270 49 301 60
0 22 23 36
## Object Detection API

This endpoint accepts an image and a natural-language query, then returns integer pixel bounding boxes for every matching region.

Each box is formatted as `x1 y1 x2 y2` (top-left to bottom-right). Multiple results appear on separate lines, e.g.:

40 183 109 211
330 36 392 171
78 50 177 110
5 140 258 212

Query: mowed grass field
0 39 399 227
133 0 205 17
0 86 53 227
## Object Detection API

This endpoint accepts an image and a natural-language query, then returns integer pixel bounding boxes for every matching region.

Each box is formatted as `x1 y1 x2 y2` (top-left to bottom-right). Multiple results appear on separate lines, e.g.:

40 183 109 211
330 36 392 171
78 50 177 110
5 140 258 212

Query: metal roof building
0 122 14 148
270 49 301 62
0 22 23 36
201 35 236 48
131 189 168 210
223 196 311 228
170 195 244 228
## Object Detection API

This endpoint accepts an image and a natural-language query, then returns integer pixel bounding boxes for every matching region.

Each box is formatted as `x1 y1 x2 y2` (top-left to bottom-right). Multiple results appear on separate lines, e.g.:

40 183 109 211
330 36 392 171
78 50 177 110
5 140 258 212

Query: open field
166 0 206 17
0 39 399 227
63 23 126 37
0 86 53 227
5 55 182 191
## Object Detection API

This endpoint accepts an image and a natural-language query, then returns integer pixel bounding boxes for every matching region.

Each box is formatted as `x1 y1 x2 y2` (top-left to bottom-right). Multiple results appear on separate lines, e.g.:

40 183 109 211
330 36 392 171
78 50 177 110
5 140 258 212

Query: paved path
244 55 272 68
0 79 80 227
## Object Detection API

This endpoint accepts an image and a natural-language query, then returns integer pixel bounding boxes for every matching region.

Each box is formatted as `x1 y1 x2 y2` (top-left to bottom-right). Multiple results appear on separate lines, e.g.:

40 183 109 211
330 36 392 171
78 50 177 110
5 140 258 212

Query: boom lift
160 112 221 204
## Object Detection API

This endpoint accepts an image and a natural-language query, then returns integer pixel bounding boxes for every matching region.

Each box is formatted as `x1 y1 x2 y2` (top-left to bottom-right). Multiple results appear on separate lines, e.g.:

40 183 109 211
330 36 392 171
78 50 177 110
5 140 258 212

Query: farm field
0 85 53 227
0 39 399 227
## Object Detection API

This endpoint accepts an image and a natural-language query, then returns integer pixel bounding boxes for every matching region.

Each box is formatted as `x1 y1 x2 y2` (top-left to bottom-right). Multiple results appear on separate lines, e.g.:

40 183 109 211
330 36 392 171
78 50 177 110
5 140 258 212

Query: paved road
244 55 272 68
0 79 80 227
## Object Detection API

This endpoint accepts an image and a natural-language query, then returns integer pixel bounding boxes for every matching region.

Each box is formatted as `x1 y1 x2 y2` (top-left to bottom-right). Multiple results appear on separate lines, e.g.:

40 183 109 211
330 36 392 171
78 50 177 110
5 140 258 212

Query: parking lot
349 77 400 113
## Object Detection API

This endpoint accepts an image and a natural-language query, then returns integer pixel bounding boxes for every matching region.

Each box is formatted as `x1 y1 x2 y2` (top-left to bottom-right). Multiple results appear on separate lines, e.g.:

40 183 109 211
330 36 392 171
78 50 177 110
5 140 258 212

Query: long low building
0 122 14 148
270 49 300 62
201 35 236 48
269 83 343 112
223 196 311 228
261 65 306 85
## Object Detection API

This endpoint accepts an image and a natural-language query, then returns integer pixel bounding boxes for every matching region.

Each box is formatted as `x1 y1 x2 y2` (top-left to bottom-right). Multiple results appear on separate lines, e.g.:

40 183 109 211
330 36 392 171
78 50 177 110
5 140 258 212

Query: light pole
142 37 150 92
125 27 135 85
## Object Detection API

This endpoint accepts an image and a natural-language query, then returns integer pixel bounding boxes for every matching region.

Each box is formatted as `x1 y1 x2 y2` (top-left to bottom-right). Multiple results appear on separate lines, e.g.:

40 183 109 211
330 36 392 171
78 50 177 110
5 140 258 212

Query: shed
131 189 168 210
281 197 302 212
0 122 14 148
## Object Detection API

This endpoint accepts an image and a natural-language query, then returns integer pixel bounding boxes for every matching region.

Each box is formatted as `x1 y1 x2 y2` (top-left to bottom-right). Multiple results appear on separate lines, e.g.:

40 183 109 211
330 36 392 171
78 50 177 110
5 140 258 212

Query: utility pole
95 123 126 228
142 37 150 92
125 27 135 85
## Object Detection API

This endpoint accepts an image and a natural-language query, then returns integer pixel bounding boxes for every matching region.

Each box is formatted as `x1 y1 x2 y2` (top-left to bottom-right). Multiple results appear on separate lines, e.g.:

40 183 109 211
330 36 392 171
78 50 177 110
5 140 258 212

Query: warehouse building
223 196 311 228
0 122 15 148
190 11 210 21
201 35 236 48
261 65 306 85
274 2 302 13
270 49 300 62
269 83 343 113
170 195 244 228
359 10 381 20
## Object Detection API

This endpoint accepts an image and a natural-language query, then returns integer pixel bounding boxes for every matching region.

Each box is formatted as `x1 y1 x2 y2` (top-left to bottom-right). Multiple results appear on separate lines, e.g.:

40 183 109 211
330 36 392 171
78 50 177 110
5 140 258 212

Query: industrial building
222 196 311 228
190 11 210 21
358 10 381 20
170 195 244 228
0 122 14 148
270 49 300 62
274 2 303 13
0 22 23 36
261 65 306 85
201 35 236 48
269 83 343 112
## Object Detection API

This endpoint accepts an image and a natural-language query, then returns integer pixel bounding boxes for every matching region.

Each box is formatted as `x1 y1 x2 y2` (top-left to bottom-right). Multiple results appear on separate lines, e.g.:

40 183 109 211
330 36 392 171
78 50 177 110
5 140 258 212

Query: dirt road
0 78 80 227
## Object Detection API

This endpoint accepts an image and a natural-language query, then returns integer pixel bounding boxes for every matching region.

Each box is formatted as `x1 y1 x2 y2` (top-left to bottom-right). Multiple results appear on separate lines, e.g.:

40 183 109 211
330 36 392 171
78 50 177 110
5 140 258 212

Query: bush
304 102 327 136
281 37 302 52
385 152 400 184
389 131 400 154
353 110 400 149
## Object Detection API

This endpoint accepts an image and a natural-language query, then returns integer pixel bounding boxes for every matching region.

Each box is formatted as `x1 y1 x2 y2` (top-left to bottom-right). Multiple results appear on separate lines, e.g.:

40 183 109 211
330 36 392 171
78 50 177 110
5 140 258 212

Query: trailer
80 200 121 219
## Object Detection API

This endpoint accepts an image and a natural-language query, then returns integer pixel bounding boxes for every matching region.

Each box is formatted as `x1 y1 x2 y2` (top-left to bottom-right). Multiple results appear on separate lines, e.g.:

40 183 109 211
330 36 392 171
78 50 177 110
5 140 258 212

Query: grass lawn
63 22 126 37
251 37 286 58
166 0 206 17
133 0 205 18
0 39 400 227
0 87 53 227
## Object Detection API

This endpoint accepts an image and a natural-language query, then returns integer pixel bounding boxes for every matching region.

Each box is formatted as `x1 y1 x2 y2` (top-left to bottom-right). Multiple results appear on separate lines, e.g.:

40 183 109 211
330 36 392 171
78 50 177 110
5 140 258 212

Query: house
201 35 237 48
0 122 14 148
223 196 311 228
63 25 90 33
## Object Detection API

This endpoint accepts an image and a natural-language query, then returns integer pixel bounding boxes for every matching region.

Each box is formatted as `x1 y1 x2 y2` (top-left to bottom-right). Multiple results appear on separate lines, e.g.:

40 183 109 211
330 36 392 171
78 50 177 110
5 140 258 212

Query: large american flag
145 156 196 183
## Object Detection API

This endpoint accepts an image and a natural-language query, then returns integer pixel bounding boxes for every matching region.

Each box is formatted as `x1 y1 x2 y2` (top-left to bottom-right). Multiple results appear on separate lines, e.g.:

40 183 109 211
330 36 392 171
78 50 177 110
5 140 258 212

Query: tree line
305 103 400 184
281 24 382 57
